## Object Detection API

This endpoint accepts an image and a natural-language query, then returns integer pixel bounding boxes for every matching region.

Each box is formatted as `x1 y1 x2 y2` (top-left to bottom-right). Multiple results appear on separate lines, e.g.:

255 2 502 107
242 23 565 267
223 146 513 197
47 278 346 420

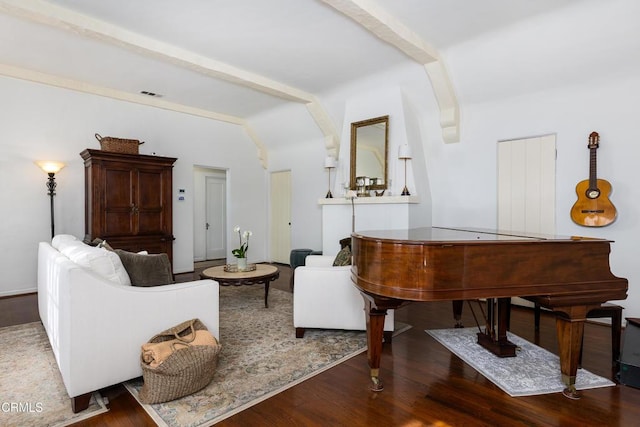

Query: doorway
269 170 291 264
194 167 227 262
497 134 556 234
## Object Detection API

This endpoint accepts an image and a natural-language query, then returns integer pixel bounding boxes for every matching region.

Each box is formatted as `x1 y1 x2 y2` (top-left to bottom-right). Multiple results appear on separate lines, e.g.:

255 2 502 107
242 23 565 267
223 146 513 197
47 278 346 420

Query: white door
498 134 556 234
498 134 556 306
193 167 226 262
205 175 226 259
270 170 291 264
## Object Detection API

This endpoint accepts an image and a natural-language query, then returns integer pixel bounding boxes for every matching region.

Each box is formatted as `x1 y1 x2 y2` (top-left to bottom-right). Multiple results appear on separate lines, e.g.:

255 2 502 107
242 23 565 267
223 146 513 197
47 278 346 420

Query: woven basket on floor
139 318 221 404
95 133 144 154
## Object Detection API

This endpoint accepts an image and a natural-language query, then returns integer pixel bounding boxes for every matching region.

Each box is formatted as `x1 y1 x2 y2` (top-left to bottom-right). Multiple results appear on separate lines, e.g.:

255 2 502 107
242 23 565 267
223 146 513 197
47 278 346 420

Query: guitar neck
589 147 598 189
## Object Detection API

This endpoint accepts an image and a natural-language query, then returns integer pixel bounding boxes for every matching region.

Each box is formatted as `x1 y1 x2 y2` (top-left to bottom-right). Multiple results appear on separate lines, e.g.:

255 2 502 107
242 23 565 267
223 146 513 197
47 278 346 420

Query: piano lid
352 226 609 244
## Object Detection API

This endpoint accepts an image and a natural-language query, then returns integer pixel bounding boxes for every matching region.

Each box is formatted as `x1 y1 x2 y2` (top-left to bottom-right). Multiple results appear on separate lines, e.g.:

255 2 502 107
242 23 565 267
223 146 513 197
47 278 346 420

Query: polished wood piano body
351 227 627 397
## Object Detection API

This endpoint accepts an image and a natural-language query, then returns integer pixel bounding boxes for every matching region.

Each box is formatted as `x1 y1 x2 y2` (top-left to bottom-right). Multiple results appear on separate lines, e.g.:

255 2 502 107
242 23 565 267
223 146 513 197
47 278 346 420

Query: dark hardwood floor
2 264 639 426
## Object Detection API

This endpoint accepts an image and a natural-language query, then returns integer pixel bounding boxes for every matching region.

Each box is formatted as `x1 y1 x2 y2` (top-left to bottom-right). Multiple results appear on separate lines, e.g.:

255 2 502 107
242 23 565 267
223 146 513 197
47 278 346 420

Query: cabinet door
103 166 135 236
102 165 171 237
137 167 169 235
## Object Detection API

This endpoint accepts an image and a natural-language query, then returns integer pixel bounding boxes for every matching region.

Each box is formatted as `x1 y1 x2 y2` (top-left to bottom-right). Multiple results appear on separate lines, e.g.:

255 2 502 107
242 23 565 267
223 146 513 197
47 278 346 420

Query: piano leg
555 313 586 399
364 298 387 391
361 293 405 392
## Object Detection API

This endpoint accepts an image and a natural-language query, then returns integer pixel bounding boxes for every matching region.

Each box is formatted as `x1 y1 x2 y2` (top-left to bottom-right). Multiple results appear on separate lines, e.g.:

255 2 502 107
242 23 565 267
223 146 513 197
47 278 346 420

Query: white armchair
293 255 394 340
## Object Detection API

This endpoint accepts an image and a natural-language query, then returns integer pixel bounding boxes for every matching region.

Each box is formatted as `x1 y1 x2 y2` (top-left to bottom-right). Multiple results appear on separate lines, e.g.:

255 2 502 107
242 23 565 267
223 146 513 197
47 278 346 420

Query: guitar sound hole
586 189 600 199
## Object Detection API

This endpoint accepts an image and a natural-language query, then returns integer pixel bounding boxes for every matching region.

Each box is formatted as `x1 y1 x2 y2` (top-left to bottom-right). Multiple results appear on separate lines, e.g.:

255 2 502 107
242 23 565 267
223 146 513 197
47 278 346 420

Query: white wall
334 86 420 198
3 0 639 320
267 137 326 253
427 75 640 318
0 75 267 295
419 0 640 318
249 101 328 254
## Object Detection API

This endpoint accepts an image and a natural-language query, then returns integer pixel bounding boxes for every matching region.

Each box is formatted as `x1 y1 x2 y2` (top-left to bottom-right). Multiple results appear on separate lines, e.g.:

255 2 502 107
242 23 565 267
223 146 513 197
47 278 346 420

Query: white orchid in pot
232 226 252 270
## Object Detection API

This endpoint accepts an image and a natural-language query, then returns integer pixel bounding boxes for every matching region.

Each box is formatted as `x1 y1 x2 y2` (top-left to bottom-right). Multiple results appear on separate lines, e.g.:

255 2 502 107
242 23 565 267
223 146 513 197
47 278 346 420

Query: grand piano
351 227 628 398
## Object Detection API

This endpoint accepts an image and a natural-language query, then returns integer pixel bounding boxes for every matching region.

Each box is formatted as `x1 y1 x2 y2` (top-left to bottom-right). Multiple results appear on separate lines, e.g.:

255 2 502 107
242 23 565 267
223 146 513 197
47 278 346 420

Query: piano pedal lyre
468 298 518 357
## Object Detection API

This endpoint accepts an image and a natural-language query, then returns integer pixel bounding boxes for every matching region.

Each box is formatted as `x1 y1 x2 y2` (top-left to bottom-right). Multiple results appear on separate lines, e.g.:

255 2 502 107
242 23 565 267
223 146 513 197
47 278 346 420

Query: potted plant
232 226 252 271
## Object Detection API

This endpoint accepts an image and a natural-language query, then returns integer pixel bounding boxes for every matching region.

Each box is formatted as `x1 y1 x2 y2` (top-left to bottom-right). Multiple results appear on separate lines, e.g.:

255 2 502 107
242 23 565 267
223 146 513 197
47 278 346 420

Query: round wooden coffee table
200 264 280 308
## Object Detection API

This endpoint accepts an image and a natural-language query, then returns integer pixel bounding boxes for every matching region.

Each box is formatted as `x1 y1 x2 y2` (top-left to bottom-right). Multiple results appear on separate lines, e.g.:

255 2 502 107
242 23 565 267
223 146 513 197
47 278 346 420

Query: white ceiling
0 0 602 148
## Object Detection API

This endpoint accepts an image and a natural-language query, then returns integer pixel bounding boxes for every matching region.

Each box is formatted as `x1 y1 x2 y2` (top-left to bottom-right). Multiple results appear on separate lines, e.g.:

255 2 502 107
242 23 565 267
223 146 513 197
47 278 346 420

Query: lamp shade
324 156 337 168
398 144 412 160
36 161 65 174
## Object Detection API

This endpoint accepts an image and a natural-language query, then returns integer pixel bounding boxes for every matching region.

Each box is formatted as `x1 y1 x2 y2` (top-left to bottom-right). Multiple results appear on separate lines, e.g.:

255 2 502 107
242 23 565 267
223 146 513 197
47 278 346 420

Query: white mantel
318 195 419 205
319 196 421 255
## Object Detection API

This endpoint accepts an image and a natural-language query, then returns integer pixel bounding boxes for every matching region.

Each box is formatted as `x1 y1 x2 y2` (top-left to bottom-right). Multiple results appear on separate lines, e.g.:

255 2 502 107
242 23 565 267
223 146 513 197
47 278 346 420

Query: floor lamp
36 161 65 239
398 144 412 196
324 156 337 198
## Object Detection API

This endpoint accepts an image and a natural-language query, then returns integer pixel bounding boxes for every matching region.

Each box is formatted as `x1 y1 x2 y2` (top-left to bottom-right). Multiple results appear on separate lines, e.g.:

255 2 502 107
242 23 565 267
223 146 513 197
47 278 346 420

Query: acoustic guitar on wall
570 131 617 227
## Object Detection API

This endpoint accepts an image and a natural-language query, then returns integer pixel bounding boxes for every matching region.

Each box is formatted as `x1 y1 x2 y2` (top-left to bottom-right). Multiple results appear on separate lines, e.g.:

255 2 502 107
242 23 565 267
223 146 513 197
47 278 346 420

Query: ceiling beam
321 0 460 143
0 0 339 161
306 97 340 159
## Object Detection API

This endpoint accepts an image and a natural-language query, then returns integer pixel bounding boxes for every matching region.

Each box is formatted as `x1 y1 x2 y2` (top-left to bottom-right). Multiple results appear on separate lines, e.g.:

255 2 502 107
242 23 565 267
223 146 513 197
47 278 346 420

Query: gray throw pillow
333 246 352 266
114 249 174 287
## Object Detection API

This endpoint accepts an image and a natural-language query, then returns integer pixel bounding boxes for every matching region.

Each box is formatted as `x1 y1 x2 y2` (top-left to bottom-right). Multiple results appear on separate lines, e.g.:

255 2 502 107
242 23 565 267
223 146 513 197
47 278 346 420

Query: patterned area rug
126 286 409 426
426 327 615 396
0 322 108 427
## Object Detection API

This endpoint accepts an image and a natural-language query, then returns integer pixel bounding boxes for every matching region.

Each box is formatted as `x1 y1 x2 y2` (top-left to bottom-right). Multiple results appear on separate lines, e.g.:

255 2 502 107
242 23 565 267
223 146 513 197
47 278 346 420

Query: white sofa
293 255 394 339
37 235 219 412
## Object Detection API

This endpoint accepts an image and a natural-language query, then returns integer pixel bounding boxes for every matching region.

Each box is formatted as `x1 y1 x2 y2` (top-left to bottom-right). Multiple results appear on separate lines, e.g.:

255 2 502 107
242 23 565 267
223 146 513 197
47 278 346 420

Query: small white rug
426 327 615 397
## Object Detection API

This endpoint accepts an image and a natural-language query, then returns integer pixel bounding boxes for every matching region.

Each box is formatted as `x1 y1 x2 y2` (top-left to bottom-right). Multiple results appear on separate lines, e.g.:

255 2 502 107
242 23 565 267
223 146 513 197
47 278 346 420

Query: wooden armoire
80 149 177 263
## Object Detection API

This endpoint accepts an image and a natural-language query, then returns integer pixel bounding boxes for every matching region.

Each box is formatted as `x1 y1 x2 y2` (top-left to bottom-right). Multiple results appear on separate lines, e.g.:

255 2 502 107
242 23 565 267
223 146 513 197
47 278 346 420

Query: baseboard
0 288 37 298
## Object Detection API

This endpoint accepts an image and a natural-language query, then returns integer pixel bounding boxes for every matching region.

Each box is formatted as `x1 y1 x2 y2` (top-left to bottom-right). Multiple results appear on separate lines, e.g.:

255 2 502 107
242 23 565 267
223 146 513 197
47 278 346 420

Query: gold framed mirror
350 115 389 193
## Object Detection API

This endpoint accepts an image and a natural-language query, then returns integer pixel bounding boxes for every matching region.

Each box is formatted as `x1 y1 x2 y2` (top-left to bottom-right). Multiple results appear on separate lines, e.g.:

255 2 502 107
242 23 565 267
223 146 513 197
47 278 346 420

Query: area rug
125 286 410 426
0 322 108 427
426 327 615 397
